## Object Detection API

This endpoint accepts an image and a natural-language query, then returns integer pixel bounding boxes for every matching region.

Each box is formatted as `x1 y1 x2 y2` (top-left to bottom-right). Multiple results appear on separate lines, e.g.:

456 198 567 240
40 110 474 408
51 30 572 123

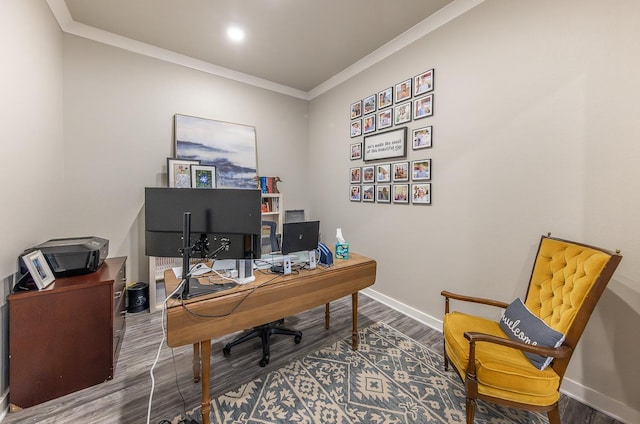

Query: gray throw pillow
499 298 565 370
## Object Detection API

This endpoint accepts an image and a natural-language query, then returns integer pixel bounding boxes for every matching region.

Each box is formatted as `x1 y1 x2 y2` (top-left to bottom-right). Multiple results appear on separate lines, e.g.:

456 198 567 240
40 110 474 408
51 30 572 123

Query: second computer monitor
281 221 320 254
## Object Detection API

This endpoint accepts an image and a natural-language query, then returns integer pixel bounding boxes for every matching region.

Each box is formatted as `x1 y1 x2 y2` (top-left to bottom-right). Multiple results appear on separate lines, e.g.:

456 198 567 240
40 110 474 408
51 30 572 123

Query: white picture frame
23 250 55 290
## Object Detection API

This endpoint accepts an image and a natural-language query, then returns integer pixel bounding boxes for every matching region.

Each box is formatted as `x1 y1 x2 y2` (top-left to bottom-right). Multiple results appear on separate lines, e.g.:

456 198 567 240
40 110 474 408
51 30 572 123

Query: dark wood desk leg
200 340 211 424
325 303 330 329
352 292 359 350
193 343 200 383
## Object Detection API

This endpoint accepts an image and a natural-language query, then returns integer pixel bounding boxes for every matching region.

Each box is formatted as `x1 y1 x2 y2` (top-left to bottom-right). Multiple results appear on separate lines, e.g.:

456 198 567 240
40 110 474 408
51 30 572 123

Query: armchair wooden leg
465 397 476 424
443 340 449 371
547 405 561 424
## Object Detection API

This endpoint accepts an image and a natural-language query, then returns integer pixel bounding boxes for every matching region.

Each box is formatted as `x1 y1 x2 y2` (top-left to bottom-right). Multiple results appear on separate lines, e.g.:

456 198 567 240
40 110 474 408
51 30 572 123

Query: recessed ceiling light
226 26 245 43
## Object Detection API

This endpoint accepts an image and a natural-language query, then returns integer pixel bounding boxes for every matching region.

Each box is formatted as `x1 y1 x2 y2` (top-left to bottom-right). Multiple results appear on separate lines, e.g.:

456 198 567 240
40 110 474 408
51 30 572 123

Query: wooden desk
164 252 376 424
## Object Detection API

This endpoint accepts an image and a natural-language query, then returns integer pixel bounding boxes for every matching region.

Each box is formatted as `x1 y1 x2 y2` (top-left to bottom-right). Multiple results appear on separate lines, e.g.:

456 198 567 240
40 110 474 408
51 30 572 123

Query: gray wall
61 35 311 283
0 0 63 414
2 0 639 421
308 0 640 420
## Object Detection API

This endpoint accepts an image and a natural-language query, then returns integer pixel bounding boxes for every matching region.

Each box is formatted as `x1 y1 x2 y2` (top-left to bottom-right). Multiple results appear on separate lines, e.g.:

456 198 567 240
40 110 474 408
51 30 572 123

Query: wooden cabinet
8 257 127 409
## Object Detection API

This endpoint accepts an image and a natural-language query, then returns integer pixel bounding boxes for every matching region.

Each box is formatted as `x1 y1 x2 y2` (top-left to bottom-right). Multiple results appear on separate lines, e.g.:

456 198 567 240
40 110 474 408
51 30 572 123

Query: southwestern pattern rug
174 322 547 423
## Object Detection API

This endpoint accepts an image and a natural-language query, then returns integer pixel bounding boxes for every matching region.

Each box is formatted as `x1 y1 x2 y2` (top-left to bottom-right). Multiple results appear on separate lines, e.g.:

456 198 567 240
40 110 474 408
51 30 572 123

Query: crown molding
46 0 483 101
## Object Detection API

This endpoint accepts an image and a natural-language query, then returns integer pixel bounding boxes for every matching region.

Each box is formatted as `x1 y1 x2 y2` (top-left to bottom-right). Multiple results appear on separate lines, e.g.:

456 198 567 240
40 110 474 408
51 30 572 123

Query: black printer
29 236 109 277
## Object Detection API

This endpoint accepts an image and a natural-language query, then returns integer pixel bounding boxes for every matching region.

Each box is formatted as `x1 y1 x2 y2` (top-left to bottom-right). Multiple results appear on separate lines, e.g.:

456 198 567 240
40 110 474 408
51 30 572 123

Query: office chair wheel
223 346 231 356
260 355 270 367
294 335 302 344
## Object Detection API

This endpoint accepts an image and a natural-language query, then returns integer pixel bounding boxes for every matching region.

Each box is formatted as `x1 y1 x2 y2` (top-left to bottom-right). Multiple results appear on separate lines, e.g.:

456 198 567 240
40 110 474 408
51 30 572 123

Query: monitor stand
178 278 236 299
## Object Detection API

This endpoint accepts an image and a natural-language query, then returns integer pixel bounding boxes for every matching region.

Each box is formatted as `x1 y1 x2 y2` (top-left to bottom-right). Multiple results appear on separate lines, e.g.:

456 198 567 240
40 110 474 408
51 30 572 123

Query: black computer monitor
144 187 262 260
144 187 262 298
281 221 320 254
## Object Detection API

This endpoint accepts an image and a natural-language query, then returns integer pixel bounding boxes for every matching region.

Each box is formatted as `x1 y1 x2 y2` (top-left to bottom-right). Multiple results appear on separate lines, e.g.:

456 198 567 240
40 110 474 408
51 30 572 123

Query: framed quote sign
363 127 407 162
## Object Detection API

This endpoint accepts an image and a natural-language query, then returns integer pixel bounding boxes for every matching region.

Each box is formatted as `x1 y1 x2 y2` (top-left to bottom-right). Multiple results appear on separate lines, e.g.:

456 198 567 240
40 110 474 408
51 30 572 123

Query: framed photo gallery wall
349 69 435 205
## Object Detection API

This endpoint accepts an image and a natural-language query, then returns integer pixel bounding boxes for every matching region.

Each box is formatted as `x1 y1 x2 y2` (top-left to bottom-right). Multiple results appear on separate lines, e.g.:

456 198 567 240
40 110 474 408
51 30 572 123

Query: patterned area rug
174 322 547 423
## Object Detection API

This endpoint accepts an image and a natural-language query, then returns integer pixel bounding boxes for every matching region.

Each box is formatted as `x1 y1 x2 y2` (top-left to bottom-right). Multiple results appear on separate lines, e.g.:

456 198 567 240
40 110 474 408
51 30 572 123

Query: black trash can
127 282 149 313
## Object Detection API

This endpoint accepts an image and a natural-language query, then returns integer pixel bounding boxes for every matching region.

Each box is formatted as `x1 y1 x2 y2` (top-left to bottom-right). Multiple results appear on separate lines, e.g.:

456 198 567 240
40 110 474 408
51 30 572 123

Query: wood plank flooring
4 293 623 424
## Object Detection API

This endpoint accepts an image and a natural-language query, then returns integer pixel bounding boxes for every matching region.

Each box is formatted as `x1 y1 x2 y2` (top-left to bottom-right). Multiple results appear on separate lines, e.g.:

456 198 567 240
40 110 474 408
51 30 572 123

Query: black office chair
222 221 302 367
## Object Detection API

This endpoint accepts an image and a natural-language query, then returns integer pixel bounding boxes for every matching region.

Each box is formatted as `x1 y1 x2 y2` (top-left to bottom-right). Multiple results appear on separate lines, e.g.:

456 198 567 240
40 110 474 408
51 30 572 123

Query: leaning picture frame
174 114 257 189
191 165 216 188
167 158 200 188
23 250 55 290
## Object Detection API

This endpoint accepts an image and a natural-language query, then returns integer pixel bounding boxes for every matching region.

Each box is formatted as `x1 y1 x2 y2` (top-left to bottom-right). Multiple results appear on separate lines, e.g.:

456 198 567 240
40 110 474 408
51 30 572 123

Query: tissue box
335 242 349 259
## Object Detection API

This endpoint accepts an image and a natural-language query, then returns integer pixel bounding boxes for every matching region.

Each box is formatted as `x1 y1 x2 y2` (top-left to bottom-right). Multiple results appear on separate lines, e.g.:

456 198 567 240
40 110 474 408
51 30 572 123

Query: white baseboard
0 388 9 422
560 378 639 424
361 288 639 424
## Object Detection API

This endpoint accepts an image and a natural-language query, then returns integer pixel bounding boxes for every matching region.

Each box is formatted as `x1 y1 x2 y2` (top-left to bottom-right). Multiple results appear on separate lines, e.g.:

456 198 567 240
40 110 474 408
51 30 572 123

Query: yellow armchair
441 235 622 423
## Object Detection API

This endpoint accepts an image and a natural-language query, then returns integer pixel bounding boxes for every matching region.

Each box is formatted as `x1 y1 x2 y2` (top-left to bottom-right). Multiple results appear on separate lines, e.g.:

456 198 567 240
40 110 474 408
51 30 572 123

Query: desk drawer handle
114 290 123 300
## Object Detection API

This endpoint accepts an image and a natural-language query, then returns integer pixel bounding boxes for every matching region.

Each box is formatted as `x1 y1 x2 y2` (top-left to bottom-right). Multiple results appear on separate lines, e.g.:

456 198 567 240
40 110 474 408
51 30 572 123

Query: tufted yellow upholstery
441 235 621 424
526 238 610 334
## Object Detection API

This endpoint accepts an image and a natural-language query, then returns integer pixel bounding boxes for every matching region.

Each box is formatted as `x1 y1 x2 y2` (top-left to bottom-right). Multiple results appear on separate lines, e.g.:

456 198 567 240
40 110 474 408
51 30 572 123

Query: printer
27 236 109 277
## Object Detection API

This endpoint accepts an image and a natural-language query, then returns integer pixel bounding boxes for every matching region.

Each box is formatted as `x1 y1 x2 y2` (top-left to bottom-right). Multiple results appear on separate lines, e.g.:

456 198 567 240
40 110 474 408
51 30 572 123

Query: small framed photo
412 159 431 181
376 164 391 183
412 183 431 205
350 167 361 183
377 109 392 130
413 93 433 119
350 119 362 138
412 126 432 150
394 102 411 125
167 158 200 188
350 142 362 160
350 100 362 119
191 165 216 188
392 184 410 204
376 184 391 203
363 115 376 134
378 87 393 110
392 161 409 182
414 69 434 96
362 185 375 202
362 165 375 183
23 250 55 290
350 185 361 202
395 78 412 103
363 94 376 115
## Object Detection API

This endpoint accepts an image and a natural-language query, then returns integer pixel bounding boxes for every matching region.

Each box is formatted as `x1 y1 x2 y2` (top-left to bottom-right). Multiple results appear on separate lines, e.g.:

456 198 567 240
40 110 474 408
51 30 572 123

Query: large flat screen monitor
144 187 262 260
281 221 320 254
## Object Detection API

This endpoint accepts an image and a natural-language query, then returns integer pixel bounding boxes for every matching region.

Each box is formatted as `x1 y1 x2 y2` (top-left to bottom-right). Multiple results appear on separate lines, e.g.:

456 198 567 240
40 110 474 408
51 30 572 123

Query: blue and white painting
174 114 258 189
